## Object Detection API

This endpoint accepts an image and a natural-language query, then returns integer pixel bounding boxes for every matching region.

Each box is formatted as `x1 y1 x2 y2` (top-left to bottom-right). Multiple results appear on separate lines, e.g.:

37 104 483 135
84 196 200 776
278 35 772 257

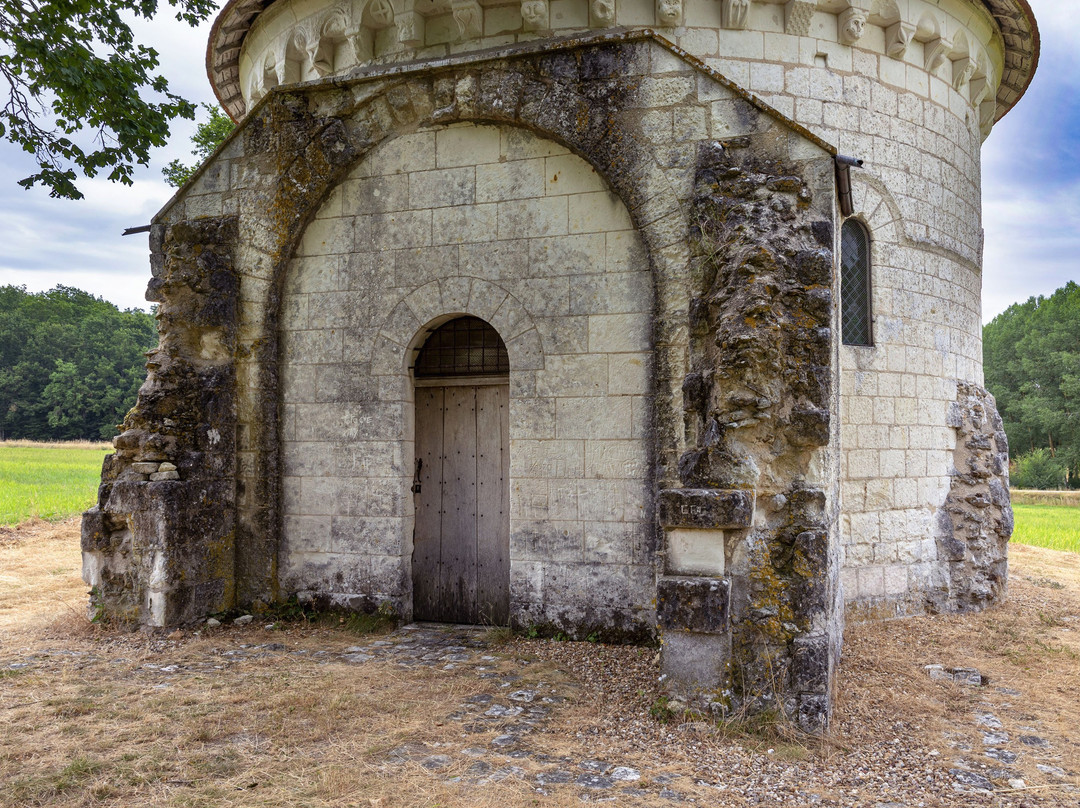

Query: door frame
411 374 510 625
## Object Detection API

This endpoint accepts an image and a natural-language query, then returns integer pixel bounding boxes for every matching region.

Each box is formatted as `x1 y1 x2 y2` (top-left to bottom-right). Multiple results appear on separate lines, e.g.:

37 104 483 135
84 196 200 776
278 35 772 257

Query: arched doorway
412 316 510 624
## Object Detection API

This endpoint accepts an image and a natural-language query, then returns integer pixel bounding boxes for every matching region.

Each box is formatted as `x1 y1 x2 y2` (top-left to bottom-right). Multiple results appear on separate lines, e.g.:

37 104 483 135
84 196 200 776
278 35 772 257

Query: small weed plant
649 695 677 723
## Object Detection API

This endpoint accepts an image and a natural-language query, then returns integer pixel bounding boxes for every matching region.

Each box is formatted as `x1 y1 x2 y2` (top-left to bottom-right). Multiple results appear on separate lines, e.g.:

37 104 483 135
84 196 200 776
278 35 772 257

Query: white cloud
0 11 213 312
979 0 1080 320
982 176 1080 320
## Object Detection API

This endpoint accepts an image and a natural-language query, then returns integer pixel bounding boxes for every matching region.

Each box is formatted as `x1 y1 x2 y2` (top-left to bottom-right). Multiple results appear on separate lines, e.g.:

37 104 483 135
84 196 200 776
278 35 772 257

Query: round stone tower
79 0 1037 733
206 0 1036 620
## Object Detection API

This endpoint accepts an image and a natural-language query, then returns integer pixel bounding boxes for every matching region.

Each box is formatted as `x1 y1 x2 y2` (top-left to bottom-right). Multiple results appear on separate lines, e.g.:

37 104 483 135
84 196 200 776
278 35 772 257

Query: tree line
0 285 156 441
0 274 1073 480
984 280 1080 489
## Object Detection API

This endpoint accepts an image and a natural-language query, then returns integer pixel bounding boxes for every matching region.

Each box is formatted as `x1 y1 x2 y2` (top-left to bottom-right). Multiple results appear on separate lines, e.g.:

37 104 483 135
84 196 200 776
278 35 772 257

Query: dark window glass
840 219 872 346
414 316 509 377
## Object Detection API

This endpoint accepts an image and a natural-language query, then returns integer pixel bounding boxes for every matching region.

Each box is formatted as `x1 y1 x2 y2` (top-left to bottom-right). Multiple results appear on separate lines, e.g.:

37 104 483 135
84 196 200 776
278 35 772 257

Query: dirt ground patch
1 520 1077 807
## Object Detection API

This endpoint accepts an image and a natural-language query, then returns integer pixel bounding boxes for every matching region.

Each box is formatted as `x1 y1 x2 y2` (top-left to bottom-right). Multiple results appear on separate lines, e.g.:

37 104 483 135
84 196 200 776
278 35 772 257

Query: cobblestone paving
325 624 693 802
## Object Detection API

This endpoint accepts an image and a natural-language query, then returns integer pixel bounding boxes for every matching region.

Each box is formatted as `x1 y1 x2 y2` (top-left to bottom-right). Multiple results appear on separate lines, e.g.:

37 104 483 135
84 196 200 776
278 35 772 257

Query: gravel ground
3 522 1077 807
513 632 1077 808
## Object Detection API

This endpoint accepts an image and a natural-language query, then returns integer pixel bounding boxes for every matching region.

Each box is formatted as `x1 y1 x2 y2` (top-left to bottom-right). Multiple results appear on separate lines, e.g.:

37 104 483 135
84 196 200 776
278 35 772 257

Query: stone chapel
81 0 1037 730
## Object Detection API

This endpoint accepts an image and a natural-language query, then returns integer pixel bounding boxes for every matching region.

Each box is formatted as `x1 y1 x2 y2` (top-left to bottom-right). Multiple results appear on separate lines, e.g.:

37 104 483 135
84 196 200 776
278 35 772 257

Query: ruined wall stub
82 217 240 625
83 34 844 730
661 135 841 727
932 383 1013 613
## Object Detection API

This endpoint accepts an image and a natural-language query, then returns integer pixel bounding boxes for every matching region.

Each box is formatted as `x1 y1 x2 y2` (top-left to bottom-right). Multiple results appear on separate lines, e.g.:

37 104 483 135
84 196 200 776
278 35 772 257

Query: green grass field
1010 503 1080 553
0 443 110 525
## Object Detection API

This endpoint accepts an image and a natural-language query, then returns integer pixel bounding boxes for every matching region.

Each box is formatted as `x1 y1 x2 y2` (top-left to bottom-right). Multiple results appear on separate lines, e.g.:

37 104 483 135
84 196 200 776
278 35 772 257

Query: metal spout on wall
835 155 864 218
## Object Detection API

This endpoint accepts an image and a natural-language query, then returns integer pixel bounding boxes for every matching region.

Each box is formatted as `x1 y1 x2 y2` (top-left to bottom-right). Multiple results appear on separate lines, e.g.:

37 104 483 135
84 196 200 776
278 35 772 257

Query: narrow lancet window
840 219 872 346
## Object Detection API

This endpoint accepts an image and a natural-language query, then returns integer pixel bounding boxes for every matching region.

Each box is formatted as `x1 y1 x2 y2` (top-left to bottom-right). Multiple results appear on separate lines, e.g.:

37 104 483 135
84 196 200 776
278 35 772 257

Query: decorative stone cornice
206 0 1039 124
885 20 915 59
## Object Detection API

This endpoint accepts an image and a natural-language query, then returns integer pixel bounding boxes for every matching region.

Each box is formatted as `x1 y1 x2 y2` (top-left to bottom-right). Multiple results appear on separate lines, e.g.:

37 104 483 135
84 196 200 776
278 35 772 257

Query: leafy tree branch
0 0 217 199
162 103 235 187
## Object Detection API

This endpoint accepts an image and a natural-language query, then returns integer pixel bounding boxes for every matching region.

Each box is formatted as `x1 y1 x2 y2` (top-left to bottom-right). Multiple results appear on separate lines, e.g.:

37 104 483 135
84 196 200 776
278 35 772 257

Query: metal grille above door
414 317 510 378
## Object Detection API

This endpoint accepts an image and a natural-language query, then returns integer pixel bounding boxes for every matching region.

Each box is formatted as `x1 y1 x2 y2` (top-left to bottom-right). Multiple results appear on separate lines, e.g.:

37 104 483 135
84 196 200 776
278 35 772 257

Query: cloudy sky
0 1 1075 320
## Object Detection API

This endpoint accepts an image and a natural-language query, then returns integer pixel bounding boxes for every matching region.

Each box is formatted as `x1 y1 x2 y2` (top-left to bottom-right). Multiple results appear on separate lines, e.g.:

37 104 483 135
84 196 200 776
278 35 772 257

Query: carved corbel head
924 36 952 74
721 0 750 30
951 55 976 92
396 8 425 46
839 8 867 46
968 75 990 108
590 0 615 27
308 10 352 74
263 49 283 88
657 0 682 27
521 0 549 31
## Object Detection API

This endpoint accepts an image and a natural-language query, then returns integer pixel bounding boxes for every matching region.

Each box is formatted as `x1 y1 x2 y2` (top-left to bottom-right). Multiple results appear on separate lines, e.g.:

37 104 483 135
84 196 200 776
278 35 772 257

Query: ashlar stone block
556 396 633 440
436 124 502 167
659 488 753 529
588 313 650 353
476 158 546 202
665 528 725 576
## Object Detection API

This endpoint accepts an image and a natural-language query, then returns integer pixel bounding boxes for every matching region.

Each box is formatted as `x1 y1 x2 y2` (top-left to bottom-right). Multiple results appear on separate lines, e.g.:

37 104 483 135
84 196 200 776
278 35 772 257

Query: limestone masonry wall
84 0 1039 731
279 123 657 634
207 0 1026 617
85 34 846 730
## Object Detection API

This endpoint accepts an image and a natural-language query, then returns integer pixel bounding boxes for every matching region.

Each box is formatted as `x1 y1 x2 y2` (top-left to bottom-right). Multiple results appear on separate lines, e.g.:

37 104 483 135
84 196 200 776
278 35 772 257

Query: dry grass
0 518 89 636
0 439 113 451
1 521 1078 807
0 520 659 807
1010 489 1080 507
838 543 1080 792
0 627 586 806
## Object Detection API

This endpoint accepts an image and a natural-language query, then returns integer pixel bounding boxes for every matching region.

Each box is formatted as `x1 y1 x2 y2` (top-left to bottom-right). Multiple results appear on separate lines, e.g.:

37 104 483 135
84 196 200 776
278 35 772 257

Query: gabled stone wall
84 32 843 730
278 123 657 636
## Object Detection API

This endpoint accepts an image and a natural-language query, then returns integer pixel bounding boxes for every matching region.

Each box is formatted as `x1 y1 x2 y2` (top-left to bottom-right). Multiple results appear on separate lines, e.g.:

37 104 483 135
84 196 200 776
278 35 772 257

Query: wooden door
413 381 509 624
